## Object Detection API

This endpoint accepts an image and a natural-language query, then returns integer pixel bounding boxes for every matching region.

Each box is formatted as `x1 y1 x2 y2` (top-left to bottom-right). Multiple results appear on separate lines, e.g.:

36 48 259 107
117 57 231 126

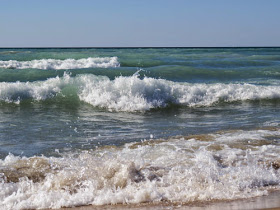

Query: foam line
0 128 279 209
0 57 120 69
0 74 280 111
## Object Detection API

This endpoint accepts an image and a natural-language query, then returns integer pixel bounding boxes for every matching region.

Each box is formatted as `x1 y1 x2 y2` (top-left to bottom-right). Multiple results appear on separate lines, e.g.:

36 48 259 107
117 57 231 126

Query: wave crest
78 74 280 111
0 75 71 103
1 74 280 111
0 57 120 70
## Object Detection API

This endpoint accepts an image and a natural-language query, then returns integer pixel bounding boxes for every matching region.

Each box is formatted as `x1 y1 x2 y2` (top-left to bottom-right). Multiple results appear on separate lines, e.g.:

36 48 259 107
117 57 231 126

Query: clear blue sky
0 0 279 47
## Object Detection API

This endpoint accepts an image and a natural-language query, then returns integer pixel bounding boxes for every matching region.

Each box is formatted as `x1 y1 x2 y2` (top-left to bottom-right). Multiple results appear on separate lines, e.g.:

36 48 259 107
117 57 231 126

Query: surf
0 57 120 70
0 128 279 209
0 73 280 111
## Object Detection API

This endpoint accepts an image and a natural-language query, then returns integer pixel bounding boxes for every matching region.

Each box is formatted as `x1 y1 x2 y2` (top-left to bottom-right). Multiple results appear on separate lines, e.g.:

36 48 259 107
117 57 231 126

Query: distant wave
0 57 120 70
0 50 25 55
1 74 280 111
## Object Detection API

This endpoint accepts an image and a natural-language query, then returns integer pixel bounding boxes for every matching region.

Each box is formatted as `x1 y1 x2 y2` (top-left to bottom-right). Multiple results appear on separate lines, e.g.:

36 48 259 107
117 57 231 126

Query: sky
0 0 280 47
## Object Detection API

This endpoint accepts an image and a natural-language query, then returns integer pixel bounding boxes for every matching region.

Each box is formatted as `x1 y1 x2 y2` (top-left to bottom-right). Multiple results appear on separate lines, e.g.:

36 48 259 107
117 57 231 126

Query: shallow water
0 48 279 209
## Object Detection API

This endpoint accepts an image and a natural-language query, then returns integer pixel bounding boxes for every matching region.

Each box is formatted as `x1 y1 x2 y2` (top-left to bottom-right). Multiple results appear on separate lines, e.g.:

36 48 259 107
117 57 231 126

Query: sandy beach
59 191 280 210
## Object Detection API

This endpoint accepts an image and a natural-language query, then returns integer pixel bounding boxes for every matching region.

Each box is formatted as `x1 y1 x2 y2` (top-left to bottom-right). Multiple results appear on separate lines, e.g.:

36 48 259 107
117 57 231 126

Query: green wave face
0 73 280 111
1 48 280 83
1 48 280 109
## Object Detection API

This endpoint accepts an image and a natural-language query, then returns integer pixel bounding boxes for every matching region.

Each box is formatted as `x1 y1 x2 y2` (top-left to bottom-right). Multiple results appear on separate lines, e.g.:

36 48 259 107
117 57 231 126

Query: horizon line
1 46 280 49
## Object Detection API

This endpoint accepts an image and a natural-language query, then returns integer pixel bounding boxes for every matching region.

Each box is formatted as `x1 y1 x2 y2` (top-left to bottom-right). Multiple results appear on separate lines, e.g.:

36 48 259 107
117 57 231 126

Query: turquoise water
0 48 280 209
1 48 280 83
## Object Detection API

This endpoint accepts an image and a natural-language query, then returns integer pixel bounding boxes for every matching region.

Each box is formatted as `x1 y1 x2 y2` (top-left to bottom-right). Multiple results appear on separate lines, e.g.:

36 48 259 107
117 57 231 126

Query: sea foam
0 128 279 209
0 75 70 103
0 57 119 69
0 74 280 111
77 74 280 111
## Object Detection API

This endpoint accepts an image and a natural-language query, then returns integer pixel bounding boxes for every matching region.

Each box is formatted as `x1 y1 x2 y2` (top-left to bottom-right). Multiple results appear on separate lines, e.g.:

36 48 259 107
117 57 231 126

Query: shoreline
58 191 280 210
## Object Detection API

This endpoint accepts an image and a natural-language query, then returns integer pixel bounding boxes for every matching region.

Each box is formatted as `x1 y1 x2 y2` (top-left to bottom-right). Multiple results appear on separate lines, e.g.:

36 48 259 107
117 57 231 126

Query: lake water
0 48 279 209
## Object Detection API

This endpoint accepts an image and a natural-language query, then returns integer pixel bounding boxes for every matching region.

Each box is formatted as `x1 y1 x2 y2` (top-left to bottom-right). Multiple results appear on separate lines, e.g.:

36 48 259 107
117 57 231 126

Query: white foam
0 74 71 103
0 57 120 69
0 128 279 209
1 74 280 111
77 74 280 111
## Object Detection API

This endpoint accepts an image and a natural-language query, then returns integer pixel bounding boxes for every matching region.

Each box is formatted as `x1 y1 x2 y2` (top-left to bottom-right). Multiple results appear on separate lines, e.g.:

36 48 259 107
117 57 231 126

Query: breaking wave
0 128 279 209
0 57 120 70
0 73 280 111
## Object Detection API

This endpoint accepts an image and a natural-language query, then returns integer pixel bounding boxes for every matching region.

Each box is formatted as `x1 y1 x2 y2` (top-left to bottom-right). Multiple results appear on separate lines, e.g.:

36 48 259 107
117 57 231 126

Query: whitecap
0 57 120 70
1 74 280 111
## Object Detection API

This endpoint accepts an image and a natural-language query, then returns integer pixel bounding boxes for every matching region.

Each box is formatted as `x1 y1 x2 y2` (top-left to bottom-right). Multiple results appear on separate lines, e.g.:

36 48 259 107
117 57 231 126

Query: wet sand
59 191 280 210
